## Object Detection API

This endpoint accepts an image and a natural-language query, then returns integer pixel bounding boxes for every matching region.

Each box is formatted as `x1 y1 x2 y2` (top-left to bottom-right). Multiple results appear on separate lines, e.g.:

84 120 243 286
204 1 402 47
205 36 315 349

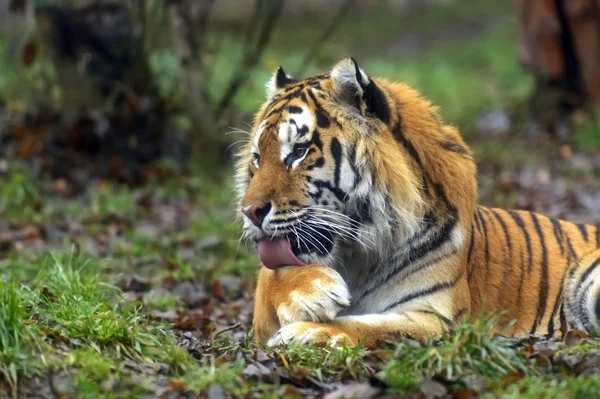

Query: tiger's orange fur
236 58 600 347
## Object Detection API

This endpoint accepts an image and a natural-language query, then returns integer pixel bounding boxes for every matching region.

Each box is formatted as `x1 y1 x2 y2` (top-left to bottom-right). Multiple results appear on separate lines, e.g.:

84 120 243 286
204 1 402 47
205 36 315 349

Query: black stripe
596 225 600 248
265 105 286 119
310 180 348 203
477 208 491 274
350 197 373 225
362 215 458 300
288 105 303 114
575 255 600 293
530 212 549 335
330 138 343 188
577 224 589 242
466 222 476 265
490 208 513 255
392 123 423 170
559 304 567 335
440 138 470 156
453 307 468 321
518 250 525 307
490 208 513 279
306 156 325 170
312 129 323 152
316 111 330 128
417 310 452 326
307 89 343 129
383 271 463 312
348 146 361 190
409 212 439 245
270 215 302 225
547 268 567 336
359 209 457 302
550 218 566 256
565 231 577 261
579 279 597 329
400 248 459 281
595 290 600 321
508 211 533 273
473 207 482 234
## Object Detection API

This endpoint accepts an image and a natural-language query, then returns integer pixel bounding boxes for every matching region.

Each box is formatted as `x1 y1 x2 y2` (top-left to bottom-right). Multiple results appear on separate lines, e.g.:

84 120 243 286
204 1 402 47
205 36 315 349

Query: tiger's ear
265 66 295 98
330 57 390 124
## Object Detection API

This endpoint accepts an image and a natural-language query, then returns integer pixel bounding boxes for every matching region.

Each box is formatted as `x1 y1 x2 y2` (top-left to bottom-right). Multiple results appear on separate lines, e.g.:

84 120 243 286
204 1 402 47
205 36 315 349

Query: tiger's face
237 58 423 270
236 58 428 268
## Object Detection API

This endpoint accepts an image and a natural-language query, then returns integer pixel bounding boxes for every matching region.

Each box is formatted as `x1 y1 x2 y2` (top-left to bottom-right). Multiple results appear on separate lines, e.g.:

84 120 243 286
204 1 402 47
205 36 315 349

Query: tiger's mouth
256 225 334 269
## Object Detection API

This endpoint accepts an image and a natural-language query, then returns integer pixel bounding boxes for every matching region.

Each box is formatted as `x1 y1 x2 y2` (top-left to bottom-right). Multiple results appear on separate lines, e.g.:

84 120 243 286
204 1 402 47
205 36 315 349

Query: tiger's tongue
257 238 306 270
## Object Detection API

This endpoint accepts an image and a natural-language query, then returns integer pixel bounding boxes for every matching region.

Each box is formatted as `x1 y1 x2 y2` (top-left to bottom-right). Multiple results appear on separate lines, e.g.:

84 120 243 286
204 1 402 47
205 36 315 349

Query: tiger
236 57 600 347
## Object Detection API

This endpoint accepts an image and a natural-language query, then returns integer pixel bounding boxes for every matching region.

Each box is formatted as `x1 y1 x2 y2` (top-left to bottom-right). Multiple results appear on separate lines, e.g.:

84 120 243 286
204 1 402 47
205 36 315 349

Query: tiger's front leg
266 311 451 348
253 265 351 342
266 272 471 347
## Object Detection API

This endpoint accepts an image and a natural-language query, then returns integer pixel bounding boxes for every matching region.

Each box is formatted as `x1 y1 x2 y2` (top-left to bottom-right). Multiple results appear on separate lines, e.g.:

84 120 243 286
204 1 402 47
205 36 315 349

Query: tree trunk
517 0 600 118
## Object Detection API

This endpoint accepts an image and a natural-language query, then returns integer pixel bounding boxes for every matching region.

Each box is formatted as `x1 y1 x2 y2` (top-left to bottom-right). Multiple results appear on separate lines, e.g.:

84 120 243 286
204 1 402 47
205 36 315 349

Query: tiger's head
236 58 476 270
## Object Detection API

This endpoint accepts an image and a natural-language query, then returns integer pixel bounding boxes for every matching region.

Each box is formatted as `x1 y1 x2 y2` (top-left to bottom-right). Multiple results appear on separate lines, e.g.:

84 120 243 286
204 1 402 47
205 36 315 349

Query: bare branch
215 0 284 119
295 0 356 77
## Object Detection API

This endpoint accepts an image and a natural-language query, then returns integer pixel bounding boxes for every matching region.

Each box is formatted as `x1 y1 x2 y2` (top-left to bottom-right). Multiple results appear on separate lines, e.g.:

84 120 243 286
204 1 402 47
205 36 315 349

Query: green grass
499 375 600 398
574 114 600 151
89 183 138 219
0 251 218 398
380 314 533 392
0 166 43 222
0 279 41 396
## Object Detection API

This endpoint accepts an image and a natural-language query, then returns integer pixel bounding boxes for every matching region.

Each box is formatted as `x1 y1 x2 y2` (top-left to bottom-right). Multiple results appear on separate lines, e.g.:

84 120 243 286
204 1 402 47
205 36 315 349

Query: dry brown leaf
173 312 201 330
168 380 187 390
499 373 524 387
21 41 38 68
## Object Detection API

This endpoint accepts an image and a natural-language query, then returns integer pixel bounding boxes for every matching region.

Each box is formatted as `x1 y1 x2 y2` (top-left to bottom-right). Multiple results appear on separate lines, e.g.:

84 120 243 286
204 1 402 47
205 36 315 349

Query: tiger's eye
294 146 307 157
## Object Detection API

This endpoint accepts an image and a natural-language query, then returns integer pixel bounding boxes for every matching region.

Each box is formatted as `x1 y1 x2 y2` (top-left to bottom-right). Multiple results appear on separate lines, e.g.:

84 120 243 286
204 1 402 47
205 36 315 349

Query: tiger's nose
241 202 272 227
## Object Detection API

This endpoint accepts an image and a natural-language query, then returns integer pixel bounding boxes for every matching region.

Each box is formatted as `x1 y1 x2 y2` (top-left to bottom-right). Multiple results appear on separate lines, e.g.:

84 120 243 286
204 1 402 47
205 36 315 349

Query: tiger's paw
276 266 350 326
267 321 356 347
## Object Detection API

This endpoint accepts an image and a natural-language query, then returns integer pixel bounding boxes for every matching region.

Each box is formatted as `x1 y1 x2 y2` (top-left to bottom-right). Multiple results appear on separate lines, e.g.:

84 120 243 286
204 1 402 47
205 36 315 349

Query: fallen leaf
16 135 39 157
22 41 38 68
212 281 226 300
174 312 201 329
450 388 472 399
524 345 535 355
168 380 187 390
499 373 524 387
